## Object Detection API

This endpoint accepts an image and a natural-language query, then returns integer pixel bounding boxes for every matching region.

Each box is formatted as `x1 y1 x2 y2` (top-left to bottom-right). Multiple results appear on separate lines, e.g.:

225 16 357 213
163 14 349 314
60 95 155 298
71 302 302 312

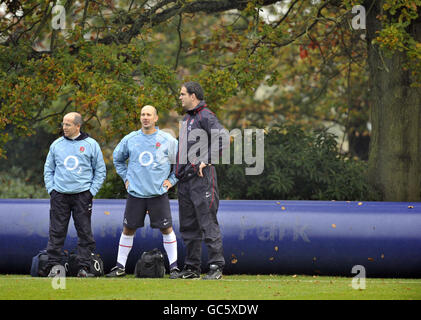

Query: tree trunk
366 1 421 201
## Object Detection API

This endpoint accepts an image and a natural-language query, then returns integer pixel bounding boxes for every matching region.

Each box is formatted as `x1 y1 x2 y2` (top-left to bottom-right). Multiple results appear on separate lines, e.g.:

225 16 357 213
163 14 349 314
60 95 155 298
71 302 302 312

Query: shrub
216 125 380 201
0 167 49 198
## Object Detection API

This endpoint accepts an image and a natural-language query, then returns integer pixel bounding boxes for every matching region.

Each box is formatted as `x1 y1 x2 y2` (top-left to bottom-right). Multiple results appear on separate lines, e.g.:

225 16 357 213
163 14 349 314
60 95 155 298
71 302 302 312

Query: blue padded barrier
0 199 420 277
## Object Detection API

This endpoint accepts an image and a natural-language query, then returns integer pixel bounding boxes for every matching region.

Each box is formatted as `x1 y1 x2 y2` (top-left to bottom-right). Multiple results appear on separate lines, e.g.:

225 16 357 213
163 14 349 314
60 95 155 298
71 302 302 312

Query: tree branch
174 13 183 70
81 0 90 32
100 0 281 45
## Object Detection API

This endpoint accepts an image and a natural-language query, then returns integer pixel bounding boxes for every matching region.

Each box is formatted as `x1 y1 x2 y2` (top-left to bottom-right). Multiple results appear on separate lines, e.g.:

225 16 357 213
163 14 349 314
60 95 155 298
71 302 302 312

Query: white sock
117 233 134 268
163 231 178 269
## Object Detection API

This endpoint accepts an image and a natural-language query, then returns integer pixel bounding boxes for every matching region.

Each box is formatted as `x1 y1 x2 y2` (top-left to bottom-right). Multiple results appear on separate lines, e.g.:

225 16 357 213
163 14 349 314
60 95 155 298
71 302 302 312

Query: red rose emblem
156 142 161 148
80 146 85 152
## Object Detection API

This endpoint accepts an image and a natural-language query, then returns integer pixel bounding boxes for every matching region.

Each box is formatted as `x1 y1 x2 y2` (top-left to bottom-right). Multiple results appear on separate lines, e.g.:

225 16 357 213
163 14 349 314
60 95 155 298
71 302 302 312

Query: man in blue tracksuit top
43 112 106 277
106 105 180 278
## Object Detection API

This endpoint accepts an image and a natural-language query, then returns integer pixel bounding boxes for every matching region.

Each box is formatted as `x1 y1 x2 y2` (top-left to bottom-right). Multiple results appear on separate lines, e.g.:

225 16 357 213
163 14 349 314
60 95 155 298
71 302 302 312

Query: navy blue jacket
175 101 225 181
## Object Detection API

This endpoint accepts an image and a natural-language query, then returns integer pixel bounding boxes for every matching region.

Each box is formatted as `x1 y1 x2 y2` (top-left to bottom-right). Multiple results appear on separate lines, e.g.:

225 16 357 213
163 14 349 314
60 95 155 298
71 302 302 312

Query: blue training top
113 128 178 198
44 132 106 196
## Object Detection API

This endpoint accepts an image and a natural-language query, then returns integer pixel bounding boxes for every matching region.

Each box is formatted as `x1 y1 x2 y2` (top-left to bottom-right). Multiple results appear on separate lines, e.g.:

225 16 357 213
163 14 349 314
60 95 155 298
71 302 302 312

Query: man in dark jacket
174 81 225 280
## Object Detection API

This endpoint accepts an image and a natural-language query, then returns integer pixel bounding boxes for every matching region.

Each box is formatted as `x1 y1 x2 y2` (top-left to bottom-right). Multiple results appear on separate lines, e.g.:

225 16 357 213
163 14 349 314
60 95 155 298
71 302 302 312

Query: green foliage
0 126 57 185
94 168 126 200
375 0 421 86
0 0 419 200
217 125 380 201
0 167 49 198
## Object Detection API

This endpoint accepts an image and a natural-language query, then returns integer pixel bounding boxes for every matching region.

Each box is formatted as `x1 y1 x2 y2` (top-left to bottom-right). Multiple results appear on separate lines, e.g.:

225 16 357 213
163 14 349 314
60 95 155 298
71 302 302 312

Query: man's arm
44 146 56 195
167 137 179 187
90 142 107 196
198 109 227 177
113 136 129 183
204 110 226 164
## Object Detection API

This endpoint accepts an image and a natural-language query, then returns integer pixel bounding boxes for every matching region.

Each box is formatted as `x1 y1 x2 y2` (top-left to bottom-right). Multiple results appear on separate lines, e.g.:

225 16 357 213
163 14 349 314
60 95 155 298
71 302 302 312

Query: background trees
0 0 419 201
364 0 421 201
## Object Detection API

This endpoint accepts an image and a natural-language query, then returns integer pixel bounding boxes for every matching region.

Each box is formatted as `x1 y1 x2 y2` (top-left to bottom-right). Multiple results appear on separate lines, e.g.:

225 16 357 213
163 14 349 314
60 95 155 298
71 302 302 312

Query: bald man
43 112 106 277
107 105 180 278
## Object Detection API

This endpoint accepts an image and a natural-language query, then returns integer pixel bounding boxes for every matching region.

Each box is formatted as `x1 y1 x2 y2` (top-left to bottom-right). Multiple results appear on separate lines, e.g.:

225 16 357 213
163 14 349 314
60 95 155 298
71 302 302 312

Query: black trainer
202 264 223 280
169 267 181 279
106 266 126 277
175 267 200 279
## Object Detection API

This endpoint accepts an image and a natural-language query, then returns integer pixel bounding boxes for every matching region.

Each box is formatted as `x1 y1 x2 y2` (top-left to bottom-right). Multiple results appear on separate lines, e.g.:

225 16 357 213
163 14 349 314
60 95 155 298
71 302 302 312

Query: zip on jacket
175 100 226 182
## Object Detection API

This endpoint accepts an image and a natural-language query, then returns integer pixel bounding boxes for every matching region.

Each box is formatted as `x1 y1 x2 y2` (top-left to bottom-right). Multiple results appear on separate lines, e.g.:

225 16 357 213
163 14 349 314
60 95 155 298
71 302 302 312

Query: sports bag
134 248 165 278
68 251 104 277
30 249 69 277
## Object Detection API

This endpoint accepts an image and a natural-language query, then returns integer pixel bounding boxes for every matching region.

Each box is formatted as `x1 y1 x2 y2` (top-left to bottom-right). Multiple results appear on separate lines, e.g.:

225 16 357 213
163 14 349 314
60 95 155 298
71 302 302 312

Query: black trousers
46 190 95 270
178 165 225 273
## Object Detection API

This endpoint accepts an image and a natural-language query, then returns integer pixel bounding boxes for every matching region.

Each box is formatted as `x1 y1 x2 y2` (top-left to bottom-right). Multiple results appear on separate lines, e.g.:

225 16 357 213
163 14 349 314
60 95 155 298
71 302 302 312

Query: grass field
1 274 420 300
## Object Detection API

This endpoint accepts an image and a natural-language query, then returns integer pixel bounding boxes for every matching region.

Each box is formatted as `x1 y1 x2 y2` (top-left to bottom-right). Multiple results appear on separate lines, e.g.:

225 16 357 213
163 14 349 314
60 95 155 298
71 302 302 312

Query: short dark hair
183 81 204 100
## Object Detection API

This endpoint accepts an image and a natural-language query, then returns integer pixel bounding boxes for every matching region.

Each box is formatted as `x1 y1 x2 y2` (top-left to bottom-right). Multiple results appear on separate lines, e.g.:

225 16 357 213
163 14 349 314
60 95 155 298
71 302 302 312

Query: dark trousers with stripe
177 165 225 273
46 190 95 270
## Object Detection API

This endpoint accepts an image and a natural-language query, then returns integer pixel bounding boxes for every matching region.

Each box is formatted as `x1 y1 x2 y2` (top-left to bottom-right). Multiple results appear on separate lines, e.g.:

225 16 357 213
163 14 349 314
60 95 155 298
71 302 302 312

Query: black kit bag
68 251 104 277
30 249 69 277
90 253 104 276
134 248 165 278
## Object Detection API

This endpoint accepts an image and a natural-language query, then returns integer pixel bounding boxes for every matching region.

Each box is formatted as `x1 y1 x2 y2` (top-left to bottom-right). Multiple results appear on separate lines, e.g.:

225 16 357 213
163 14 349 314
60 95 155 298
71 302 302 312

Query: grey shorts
123 193 172 229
